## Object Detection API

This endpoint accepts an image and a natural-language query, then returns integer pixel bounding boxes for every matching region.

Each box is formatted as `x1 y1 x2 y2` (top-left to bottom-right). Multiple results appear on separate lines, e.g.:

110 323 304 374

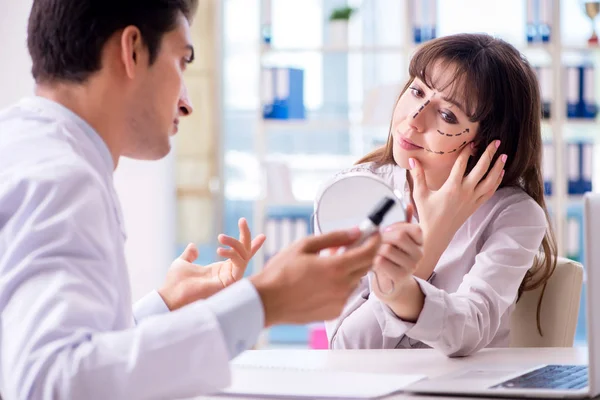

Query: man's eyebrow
184 44 195 62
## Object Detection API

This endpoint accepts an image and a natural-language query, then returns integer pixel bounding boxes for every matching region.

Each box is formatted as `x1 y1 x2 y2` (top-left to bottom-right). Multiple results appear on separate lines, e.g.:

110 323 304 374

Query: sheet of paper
218 365 425 399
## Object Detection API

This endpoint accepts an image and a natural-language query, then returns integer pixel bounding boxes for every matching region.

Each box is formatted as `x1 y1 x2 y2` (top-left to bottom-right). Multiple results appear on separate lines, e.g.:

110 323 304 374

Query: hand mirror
314 171 408 295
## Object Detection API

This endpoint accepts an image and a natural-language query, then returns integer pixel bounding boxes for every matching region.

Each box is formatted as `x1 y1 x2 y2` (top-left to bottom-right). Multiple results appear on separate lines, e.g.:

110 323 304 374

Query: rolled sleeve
204 279 265 359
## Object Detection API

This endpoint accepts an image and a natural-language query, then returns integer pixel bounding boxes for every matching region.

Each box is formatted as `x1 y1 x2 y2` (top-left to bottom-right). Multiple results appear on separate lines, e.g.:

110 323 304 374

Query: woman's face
392 63 480 181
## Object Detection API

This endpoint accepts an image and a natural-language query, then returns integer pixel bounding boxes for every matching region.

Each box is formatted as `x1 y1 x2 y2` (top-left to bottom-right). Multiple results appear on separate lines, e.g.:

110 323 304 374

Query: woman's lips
397 136 423 151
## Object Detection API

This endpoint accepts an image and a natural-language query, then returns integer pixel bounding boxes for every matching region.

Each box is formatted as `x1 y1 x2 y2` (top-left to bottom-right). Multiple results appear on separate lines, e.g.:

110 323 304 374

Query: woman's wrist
381 277 424 323
414 226 453 280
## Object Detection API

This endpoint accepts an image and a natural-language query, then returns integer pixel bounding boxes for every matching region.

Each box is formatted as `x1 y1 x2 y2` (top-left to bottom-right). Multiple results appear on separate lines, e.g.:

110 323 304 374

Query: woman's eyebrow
441 95 467 115
418 79 468 115
417 78 467 115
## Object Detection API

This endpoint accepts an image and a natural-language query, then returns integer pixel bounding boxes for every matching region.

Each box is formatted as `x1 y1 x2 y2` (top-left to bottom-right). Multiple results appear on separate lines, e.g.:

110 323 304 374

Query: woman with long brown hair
323 33 557 356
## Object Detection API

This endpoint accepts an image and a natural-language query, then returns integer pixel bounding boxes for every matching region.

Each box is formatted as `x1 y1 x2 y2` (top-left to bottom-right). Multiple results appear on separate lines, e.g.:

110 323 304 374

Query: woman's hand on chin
408 139 506 278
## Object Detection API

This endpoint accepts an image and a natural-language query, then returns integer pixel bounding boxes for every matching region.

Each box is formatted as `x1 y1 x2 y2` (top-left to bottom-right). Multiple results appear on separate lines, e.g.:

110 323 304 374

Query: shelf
519 43 600 53
261 45 406 54
261 43 600 55
563 118 599 126
263 119 352 130
545 194 586 202
263 118 597 133
176 187 212 197
542 118 598 127
561 45 600 53
543 119 600 142
522 42 552 50
262 118 391 131
265 153 357 170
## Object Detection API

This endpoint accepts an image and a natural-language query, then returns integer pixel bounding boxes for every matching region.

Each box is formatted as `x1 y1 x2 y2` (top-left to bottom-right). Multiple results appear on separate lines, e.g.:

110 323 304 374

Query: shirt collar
19 96 115 175
18 96 128 239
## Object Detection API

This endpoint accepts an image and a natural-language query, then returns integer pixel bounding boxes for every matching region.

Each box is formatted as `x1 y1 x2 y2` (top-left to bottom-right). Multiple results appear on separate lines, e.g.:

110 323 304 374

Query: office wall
0 0 35 109
113 156 176 303
0 0 175 302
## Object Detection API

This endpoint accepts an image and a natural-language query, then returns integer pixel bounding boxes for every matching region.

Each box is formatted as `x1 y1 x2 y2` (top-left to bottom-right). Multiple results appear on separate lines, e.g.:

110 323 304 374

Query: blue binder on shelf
526 0 537 43
566 66 580 118
262 67 305 120
565 64 597 119
566 140 594 195
412 0 437 44
582 64 598 119
542 141 554 196
539 0 552 42
526 0 553 43
535 66 552 119
581 141 593 193
567 141 581 194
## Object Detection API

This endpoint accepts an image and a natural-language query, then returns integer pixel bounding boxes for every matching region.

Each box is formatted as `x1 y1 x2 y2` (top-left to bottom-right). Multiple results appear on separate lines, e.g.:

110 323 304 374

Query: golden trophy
584 1 600 45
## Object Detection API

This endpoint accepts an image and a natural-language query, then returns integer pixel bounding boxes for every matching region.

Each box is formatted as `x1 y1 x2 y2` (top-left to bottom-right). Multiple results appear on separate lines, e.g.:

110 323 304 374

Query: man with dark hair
0 1 381 398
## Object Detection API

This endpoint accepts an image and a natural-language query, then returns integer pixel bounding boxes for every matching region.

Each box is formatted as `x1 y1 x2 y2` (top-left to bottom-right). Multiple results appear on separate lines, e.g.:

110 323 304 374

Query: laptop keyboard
491 365 588 390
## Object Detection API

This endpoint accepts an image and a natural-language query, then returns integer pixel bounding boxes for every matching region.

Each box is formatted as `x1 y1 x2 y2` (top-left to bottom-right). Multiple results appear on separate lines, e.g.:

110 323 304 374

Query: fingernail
501 169 505 178
408 158 415 169
347 227 360 239
495 140 501 149
470 142 475 149
501 154 507 163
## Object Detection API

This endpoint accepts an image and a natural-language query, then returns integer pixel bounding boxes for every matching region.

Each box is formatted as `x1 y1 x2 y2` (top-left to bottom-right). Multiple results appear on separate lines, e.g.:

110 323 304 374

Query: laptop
404 192 600 399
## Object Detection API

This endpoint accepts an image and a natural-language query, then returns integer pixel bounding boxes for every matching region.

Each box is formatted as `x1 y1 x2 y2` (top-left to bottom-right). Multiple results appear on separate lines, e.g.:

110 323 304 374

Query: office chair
509 257 584 347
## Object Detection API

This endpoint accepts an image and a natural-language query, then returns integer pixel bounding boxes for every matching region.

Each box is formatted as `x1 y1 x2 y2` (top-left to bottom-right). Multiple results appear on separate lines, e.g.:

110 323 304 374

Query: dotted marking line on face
423 140 469 155
437 128 469 137
412 97 433 119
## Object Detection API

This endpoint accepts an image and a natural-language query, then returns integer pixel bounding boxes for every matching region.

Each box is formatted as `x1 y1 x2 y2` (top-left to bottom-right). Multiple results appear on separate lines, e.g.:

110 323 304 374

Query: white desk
194 347 592 400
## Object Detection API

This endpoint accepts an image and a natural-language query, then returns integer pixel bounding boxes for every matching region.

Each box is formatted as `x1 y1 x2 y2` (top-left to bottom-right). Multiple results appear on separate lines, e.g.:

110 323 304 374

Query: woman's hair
357 33 557 335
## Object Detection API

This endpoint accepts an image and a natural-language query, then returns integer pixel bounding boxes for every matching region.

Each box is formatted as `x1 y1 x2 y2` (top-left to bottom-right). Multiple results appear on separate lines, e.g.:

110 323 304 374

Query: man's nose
178 86 193 116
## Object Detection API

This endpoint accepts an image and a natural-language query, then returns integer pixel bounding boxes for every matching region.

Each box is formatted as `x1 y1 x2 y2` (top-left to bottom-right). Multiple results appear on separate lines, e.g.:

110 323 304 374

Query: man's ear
120 26 145 79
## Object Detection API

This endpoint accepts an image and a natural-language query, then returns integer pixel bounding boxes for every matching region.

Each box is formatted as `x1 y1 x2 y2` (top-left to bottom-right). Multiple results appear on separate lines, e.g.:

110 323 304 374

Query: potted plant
328 6 356 48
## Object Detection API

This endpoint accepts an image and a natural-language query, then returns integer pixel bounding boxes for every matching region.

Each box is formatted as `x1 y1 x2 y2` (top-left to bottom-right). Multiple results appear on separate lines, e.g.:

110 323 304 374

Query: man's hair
27 0 198 83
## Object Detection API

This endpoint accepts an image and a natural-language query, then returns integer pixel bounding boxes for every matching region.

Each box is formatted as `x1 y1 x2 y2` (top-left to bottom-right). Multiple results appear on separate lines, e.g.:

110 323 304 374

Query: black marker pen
338 196 398 295
347 197 396 248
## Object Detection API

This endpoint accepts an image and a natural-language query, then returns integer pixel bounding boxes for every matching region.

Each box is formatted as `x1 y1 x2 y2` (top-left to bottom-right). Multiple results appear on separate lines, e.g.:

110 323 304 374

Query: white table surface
192 347 592 400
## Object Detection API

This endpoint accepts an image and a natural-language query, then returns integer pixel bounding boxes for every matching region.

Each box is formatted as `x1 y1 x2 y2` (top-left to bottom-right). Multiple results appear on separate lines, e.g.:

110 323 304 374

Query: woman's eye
409 87 424 98
440 111 458 124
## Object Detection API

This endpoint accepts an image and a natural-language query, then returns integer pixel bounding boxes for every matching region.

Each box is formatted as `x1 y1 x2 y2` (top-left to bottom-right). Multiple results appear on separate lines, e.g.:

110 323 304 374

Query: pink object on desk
308 324 329 349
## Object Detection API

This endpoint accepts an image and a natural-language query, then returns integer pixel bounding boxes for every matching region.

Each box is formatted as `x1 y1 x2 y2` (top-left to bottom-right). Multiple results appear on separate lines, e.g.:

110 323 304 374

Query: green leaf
329 6 356 21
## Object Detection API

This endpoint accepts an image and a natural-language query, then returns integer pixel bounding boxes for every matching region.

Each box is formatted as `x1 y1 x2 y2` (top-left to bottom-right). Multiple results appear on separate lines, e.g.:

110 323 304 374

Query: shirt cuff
204 278 265 359
376 276 444 341
403 276 445 342
132 290 170 324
